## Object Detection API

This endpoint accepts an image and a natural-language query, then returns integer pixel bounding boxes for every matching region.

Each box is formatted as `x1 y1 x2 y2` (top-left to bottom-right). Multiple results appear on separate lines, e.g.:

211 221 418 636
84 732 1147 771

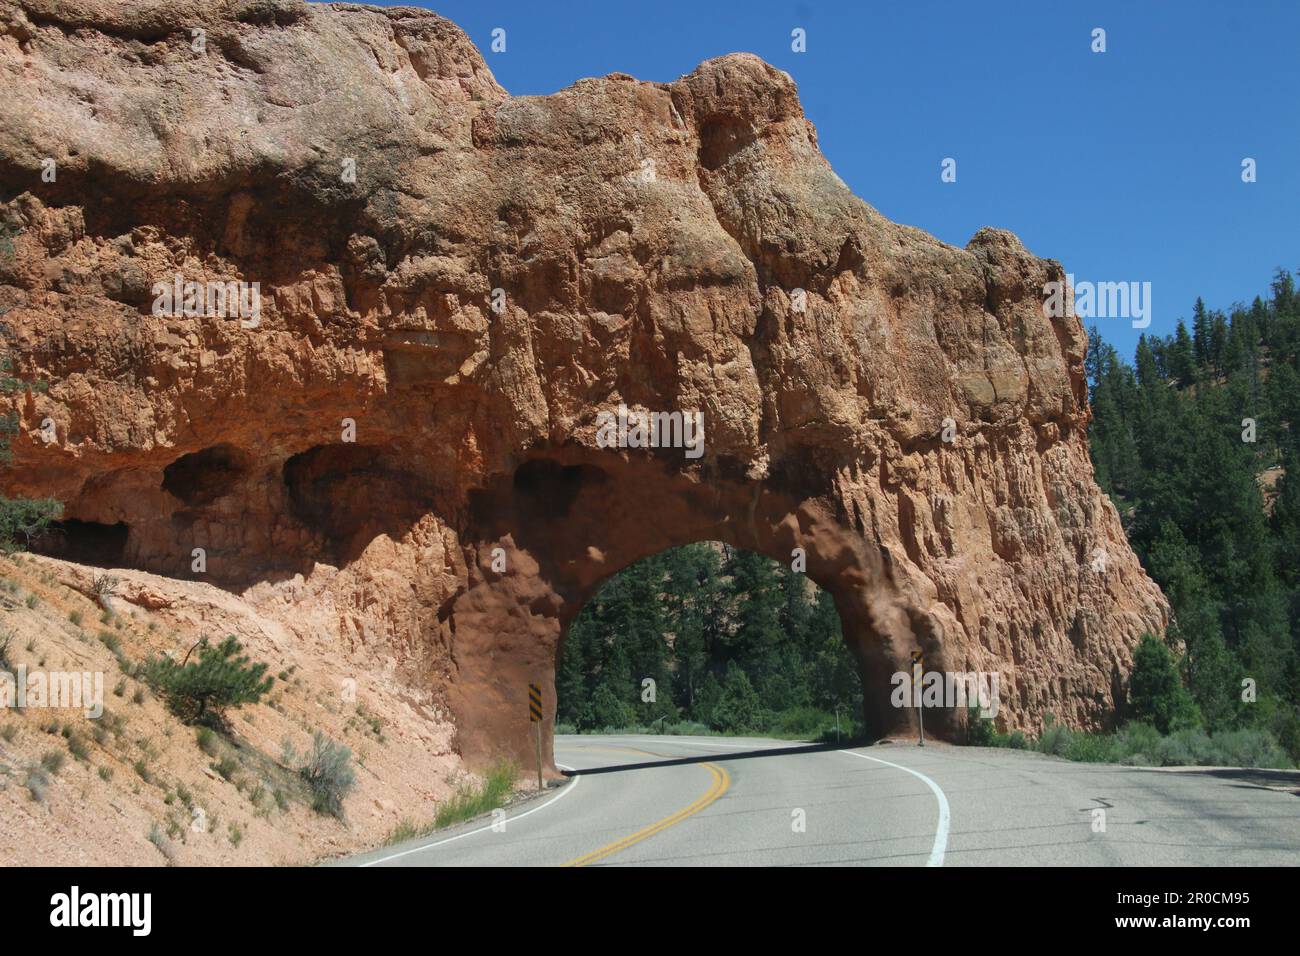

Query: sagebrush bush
26 766 50 802
1152 728 1214 766
1207 728 1290 768
297 731 356 819
1036 719 1072 757
981 714 1294 770
40 750 65 774
65 731 90 761
1115 721 1162 758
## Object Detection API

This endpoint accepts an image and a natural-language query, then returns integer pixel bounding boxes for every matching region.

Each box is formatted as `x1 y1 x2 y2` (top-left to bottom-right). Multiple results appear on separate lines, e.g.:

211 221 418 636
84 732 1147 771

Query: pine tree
142 636 274 727
711 663 763 733
1192 296 1211 367
1169 320 1196 385
1128 635 1200 733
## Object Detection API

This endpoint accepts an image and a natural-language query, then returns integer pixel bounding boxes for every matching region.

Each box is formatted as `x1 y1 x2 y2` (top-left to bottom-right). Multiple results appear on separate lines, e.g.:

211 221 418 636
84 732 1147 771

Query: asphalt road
347 734 1300 867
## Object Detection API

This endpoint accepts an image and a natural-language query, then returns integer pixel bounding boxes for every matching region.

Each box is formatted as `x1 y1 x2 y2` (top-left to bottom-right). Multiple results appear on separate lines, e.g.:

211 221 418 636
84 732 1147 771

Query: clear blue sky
362 0 1298 360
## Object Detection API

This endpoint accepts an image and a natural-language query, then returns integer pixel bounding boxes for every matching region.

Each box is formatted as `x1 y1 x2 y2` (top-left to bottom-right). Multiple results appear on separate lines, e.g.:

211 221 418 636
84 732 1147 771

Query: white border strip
358 763 582 867
838 749 950 867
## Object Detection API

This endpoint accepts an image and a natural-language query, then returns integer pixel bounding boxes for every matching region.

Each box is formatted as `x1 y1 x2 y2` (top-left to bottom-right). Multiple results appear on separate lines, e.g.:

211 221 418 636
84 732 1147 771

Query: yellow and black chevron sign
528 682 542 723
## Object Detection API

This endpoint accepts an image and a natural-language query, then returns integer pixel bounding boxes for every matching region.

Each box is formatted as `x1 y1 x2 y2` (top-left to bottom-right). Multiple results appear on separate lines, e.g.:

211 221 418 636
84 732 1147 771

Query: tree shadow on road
561 739 874 776
1135 766 1300 796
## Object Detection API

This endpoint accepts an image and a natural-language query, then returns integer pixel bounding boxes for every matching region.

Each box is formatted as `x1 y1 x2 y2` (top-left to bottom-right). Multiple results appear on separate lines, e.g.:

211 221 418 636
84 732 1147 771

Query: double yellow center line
562 761 730 867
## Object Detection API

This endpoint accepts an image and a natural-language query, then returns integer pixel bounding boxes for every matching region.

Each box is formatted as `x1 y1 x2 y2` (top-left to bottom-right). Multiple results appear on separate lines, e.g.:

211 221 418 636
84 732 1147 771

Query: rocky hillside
0 550 468 865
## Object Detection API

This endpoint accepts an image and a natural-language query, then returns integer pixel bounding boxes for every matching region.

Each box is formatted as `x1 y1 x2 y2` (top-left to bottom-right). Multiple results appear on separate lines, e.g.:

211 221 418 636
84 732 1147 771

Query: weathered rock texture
0 0 1168 769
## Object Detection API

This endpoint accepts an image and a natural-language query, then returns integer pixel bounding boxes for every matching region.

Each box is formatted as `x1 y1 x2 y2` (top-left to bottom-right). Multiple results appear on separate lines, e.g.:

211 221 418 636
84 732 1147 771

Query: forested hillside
1088 269 1300 761
556 543 862 737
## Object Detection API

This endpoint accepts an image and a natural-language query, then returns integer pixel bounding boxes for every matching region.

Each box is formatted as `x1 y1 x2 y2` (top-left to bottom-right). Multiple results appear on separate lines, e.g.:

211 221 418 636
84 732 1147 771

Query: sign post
911 651 925 747
528 682 543 790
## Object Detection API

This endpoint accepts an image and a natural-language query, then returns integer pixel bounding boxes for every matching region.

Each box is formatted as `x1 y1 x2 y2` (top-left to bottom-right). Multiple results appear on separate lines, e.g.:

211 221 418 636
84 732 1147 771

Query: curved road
348 734 1300 867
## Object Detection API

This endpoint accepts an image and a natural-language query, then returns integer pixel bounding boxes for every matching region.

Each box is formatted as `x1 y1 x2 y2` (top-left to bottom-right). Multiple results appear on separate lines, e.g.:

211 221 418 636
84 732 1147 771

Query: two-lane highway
347 734 1300 867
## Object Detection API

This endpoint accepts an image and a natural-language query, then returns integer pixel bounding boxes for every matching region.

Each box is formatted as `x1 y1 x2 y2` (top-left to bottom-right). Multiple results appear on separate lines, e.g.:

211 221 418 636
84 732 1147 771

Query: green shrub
769 706 834 737
384 818 425 845
434 759 517 829
385 761 519 844
142 636 273 727
1064 732 1122 763
195 726 219 756
0 496 62 551
966 705 997 746
1000 730 1030 750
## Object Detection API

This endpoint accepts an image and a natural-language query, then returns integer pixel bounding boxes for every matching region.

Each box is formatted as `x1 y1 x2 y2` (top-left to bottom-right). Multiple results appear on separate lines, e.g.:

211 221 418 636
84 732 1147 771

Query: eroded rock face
0 0 1168 768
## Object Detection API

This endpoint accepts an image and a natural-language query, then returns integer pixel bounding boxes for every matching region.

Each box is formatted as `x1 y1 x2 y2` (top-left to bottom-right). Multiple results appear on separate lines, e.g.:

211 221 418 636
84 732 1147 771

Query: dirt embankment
0 551 481 866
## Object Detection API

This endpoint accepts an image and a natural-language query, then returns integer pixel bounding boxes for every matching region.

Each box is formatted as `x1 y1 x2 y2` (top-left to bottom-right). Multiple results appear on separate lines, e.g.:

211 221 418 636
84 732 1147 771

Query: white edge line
838 749 950 867
358 763 582 867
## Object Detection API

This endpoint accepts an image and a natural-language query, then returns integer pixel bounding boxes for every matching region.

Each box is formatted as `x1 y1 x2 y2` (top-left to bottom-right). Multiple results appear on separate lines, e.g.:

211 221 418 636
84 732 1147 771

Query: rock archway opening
445 449 956 773
555 542 867 743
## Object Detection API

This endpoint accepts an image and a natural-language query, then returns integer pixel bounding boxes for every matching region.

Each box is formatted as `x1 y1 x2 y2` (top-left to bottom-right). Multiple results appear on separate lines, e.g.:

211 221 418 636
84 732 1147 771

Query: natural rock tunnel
0 1 1168 772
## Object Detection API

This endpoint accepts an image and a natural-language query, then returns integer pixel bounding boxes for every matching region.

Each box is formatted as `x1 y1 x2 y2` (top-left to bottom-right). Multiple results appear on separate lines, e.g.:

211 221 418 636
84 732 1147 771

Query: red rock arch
0 3 1169 774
